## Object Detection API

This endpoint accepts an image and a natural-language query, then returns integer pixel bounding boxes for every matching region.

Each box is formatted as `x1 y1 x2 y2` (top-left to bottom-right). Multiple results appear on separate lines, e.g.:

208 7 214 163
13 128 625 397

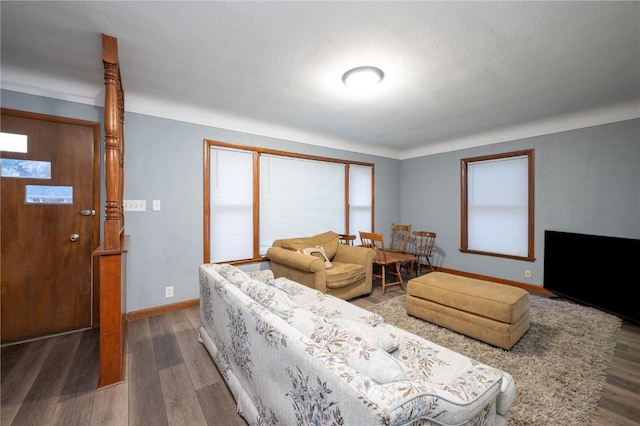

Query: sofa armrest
266 247 327 292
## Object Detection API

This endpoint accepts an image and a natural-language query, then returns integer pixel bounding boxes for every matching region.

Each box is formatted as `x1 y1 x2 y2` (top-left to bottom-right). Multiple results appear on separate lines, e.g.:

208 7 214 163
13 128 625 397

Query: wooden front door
1 109 100 344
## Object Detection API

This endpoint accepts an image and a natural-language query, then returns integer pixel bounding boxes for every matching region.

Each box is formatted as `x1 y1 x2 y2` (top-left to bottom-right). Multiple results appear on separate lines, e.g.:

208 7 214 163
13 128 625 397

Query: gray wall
401 119 640 285
3 90 638 312
1 90 400 312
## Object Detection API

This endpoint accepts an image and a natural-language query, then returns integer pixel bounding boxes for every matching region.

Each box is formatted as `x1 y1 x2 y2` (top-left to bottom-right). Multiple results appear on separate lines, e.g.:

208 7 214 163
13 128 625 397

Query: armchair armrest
333 245 374 266
266 247 325 272
333 245 374 295
266 247 327 292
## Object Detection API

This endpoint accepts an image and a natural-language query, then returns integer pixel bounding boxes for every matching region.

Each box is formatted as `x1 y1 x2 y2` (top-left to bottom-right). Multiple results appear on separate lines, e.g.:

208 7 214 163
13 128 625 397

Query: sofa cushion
325 263 366 289
296 292 384 327
331 318 399 353
246 269 275 282
271 276 324 304
212 263 252 287
213 264 298 319
288 308 409 384
242 278 298 319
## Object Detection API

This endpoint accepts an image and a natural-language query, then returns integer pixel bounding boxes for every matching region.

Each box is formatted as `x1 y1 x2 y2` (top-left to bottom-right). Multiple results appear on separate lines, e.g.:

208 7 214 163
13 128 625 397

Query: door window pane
1 159 51 178
25 185 73 204
0 132 28 153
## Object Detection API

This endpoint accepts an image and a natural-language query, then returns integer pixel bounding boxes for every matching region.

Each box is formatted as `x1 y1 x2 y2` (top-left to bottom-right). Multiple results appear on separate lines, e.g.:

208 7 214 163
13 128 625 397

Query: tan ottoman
406 272 530 350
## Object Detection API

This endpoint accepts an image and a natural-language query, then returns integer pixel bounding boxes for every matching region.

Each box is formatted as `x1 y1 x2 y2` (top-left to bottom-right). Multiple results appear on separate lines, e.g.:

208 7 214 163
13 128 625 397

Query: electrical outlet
152 199 161 211
165 286 174 298
524 269 532 278
123 199 146 211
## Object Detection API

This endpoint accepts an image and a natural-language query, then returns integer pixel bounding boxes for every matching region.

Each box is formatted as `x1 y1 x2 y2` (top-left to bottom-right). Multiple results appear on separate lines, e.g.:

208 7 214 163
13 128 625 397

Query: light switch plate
152 200 161 211
123 199 146 211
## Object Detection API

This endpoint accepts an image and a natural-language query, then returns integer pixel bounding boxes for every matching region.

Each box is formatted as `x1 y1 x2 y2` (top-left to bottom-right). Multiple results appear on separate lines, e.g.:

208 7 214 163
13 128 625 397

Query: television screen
543 230 638 324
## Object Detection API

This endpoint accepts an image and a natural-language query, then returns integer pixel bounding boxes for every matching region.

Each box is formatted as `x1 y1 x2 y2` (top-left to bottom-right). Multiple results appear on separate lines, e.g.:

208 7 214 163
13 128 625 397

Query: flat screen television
543 230 638 324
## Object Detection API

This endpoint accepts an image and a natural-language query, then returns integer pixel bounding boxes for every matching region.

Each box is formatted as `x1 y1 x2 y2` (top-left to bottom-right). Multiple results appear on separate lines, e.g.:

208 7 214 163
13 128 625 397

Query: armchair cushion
326 262 366 289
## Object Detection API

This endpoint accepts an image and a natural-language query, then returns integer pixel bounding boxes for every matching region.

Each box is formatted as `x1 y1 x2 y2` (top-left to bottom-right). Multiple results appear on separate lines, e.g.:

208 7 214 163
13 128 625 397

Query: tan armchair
266 231 374 300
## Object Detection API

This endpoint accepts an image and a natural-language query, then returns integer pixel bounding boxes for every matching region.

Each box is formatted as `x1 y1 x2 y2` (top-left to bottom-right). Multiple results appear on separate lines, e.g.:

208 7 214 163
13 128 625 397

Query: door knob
79 209 95 216
69 234 80 242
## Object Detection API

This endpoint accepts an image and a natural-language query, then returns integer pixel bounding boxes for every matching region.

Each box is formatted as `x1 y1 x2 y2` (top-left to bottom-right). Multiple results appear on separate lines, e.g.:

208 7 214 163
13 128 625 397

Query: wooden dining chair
389 223 413 278
388 223 411 253
407 231 437 277
359 231 405 294
338 234 356 246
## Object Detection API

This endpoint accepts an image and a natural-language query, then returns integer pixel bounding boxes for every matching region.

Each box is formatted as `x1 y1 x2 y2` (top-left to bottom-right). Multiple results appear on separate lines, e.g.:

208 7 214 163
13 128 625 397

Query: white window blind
349 164 373 244
467 155 529 256
259 155 345 254
205 140 375 263
209 148 253 262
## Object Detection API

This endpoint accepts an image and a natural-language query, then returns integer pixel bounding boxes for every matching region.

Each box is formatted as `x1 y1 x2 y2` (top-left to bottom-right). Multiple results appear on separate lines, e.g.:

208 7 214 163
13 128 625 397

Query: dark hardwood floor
2 284 639 426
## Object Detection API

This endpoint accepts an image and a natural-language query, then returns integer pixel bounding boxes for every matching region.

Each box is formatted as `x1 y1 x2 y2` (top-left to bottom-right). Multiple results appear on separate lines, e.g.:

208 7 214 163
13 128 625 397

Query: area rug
366 294 622 426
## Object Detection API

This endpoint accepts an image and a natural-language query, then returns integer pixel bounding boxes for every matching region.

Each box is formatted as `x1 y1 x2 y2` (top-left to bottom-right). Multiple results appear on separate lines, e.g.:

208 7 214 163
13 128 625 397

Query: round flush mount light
341 66 384 89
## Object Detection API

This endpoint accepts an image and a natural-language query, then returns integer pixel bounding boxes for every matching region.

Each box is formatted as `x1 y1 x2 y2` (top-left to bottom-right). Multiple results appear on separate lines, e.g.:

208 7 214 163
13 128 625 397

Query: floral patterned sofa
198 263 516 426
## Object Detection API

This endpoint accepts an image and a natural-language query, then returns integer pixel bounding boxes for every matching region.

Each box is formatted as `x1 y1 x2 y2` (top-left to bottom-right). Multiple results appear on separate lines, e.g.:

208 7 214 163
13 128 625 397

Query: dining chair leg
394 262 404 290
425 257 435 272
381 264 386 294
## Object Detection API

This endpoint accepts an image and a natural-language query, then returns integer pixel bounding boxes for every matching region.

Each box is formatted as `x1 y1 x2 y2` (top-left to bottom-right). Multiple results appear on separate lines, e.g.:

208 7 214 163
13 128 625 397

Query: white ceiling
1 1 639 159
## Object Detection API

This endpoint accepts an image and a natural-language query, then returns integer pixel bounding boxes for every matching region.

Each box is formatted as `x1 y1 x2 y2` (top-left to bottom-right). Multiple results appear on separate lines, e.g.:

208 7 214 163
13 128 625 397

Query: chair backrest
338 234 356 246
359 231 388 262
410 231 436 257
389 223 411 252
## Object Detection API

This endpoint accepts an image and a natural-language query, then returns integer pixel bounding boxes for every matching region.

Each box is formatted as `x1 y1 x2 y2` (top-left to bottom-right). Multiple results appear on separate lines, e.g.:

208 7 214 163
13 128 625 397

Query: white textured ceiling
1 1 639 159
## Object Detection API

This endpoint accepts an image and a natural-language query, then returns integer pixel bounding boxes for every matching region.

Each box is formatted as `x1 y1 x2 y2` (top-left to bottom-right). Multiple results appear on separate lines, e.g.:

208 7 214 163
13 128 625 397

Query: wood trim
96 33 127 389
344 164 350 234
102 34 125 250
371 165 376 233
458 248 536 262
94 235 128 388
253 151 260 259
91 123 101 327
127 299 200 321
202 141 211 263
204 139 374 167
460 149 535 262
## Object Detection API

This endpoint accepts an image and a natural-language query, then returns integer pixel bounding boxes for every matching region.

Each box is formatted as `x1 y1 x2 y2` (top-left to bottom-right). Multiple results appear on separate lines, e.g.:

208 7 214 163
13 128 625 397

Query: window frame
460 149 535 261
203 139 375 264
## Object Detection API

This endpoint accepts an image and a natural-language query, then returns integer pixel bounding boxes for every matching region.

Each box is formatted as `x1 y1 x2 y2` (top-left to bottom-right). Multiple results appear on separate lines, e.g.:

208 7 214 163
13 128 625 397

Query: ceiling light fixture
342 66 384 89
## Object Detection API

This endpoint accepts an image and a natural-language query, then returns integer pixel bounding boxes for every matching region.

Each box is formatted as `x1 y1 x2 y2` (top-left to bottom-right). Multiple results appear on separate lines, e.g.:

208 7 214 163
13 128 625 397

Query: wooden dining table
371 250 417 294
